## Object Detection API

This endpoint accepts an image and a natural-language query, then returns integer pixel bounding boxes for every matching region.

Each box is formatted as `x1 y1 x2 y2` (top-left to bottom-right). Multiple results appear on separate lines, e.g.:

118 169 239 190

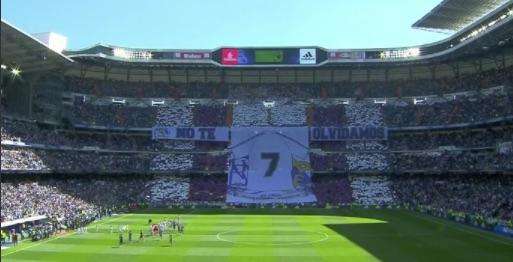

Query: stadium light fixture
0 64 6 70
113 48 130 59
113 47 152 60
11 67 21 77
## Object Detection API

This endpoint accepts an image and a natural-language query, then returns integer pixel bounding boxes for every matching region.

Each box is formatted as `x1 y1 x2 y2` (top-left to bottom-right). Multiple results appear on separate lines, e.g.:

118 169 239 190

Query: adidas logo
300 49 316 64
302 52 313 59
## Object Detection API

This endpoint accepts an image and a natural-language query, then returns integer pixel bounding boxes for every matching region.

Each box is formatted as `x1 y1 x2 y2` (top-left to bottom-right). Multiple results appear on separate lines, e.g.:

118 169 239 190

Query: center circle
216 230 329 246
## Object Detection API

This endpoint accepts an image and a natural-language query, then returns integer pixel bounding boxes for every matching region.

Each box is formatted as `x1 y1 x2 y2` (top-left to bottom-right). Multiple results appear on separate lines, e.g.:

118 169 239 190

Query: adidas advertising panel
227 127 317 204
299 48 316 64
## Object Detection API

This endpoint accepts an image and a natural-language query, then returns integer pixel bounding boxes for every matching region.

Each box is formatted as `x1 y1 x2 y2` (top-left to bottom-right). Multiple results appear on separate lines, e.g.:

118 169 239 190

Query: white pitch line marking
1 214 132 257
216 230 329 246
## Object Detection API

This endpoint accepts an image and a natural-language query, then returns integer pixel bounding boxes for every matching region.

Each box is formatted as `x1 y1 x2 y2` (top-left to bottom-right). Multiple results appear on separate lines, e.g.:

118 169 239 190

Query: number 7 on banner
261 152 280 177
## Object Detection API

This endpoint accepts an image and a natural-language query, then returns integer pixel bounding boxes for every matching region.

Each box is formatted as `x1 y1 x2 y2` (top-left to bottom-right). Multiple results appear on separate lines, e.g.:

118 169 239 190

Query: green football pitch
2 208 512 262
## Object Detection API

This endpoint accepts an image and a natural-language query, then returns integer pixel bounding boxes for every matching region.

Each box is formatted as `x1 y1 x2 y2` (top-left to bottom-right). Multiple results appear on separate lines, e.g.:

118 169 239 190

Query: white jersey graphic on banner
227 127 316 204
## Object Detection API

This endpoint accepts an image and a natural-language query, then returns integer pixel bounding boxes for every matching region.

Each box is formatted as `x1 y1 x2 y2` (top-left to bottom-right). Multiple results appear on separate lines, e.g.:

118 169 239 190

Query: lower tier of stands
1 174 512 231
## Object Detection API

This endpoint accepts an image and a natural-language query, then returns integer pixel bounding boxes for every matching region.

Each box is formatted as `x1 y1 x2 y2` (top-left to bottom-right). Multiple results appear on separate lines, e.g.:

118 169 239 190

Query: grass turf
2 208 512 262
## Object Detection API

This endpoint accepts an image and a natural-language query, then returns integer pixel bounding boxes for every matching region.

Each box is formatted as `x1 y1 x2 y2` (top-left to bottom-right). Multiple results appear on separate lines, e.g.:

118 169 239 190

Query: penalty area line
1 214 132 257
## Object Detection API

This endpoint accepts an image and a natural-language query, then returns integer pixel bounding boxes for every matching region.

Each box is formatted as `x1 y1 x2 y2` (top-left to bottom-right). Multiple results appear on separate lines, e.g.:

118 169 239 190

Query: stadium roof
1 19 73 74
412 0 511 31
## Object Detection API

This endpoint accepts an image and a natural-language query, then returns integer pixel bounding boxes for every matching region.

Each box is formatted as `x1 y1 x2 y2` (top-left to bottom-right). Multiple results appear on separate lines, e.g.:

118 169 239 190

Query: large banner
227 127 316 204
152 127 229 141
310 126 388 141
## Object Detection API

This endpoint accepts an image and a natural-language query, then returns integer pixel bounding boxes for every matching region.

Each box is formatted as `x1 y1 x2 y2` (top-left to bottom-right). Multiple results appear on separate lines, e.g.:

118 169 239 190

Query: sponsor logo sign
328 51 365 60
237 49 254 65
174 52 210 60
299 48 316 64
222 48 239 65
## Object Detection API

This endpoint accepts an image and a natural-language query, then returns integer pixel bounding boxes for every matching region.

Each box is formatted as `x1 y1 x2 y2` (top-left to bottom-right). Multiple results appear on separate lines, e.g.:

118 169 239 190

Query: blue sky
1 0 448 50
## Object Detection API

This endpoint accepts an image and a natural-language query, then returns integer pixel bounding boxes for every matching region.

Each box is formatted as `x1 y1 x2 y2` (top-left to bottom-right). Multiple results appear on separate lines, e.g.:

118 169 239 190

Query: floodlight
11 67 21 76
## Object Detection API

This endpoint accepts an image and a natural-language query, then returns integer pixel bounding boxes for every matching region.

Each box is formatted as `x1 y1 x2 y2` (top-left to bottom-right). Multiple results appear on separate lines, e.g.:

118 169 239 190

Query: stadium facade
1 1 513 250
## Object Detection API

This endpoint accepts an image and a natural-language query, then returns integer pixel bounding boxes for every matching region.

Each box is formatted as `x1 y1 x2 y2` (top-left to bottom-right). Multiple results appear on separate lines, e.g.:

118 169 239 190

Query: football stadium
1 1 513 261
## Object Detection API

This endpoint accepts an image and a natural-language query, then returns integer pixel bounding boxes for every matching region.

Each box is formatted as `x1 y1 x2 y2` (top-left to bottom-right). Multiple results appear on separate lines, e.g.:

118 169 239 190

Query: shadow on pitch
323 218 513 262
324 222 445 262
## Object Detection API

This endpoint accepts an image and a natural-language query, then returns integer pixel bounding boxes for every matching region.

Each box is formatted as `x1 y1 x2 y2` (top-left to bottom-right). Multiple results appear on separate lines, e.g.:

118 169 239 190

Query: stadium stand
1 2 513 251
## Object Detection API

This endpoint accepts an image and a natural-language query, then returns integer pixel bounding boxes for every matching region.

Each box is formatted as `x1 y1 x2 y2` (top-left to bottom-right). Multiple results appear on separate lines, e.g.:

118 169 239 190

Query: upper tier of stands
62 66 512 99
66 86 512 129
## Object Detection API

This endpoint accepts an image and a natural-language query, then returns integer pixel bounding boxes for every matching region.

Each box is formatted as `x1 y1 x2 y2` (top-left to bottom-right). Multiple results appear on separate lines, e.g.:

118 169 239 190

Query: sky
1 0 449 50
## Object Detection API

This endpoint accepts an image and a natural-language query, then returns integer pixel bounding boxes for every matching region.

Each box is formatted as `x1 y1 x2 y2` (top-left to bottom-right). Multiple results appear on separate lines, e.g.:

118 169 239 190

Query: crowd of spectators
384 88 513 127
311 175 352 205
193 153 228 172
2 118 73 146
64 76 184 98
2 172 512 236
150 153 193 171
62 65 513 99
65 86 513 130
1 181 99 227
347 153 389 171
3 67 513 174
9 116 510 155
344 101 389 170
3 63 513 243
188 175 227 202
309 105 346 126
232 100 307 126
345 102 384 126
389 151 513 172
1 118 228 152
389 126 513 151
192 105 228 126
392 174 513 229
149 153 227 172
1 148 150 173
155 101 192 126
71 100 157 128
3 145 512 173
350 176 395 206
310 153 348 172
143 177 190 206
1 175 204 224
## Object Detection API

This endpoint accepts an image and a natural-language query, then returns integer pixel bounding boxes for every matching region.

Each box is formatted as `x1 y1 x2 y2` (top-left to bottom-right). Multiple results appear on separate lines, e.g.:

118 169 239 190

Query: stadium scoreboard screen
254 50 283 63
216 48 327 66
70 45 427 66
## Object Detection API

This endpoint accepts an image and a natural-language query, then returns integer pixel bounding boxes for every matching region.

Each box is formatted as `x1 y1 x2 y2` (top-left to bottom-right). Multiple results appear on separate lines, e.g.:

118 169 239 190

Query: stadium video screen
254 50 283 63
219 48 323 65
